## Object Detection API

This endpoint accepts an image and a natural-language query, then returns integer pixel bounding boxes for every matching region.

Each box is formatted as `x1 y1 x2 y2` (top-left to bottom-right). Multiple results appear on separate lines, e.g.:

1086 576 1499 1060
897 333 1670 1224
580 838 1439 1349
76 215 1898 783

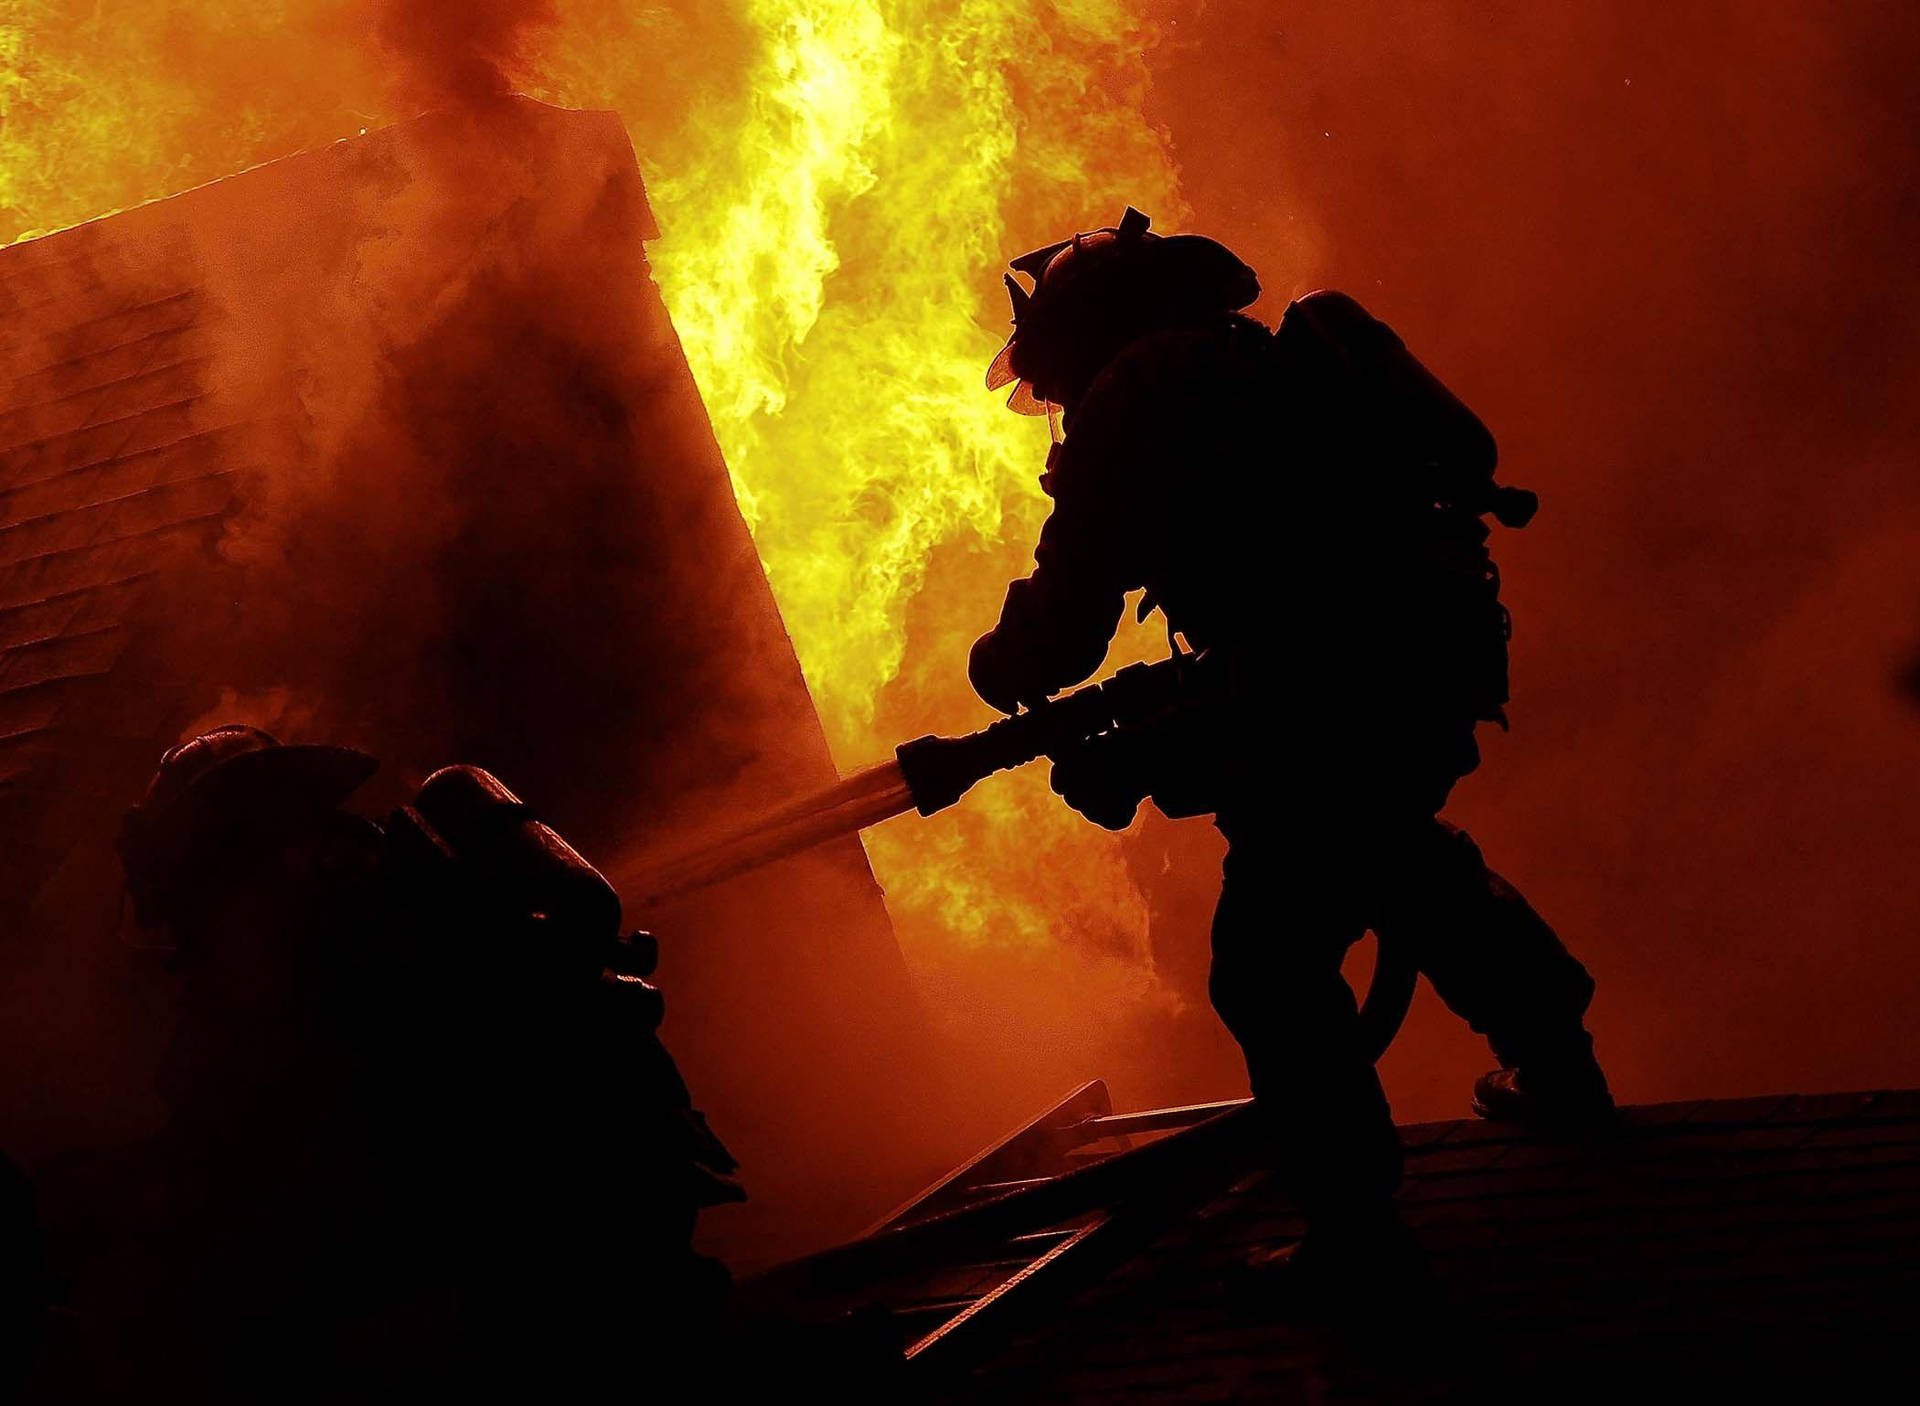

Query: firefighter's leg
1372 818 1611 1122
1209 842 1404 1227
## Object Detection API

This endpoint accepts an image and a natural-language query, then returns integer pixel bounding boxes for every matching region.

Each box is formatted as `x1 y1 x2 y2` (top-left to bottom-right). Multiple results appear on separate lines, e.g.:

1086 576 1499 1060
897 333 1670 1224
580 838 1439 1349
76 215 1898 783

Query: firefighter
88 725 742 1397
969 209 1612 1295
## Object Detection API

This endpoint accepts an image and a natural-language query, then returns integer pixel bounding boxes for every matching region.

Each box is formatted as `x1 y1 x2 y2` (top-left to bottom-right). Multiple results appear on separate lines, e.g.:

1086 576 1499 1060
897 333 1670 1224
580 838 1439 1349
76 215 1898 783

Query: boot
1471 1033 1615 1130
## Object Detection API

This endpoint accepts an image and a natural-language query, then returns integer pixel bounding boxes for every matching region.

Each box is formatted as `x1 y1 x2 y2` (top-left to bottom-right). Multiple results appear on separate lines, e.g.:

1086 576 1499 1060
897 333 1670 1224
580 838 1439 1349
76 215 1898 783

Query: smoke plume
1132 0 1920 1120
370 0 557 106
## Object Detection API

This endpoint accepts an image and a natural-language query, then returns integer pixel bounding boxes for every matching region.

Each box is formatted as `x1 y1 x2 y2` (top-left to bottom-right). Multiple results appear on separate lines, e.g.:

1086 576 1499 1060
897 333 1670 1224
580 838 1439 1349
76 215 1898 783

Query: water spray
623 649 1420 1058
625 655 1195 905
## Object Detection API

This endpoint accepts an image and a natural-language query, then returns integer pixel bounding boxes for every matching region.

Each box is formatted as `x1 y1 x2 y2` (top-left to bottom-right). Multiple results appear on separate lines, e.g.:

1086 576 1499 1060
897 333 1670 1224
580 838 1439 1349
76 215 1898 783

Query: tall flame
3 1 1187 991
559 3 1185 973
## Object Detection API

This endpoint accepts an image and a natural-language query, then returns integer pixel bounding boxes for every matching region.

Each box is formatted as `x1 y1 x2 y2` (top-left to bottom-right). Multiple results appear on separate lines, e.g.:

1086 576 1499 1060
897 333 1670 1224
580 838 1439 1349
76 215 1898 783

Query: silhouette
0 1149 43 1399
37 725 741 1399
969 208 1613 1296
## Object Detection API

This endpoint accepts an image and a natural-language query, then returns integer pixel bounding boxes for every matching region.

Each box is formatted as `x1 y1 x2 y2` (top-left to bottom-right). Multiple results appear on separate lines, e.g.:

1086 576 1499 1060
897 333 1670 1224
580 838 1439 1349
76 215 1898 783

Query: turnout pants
1209 811 1595 1227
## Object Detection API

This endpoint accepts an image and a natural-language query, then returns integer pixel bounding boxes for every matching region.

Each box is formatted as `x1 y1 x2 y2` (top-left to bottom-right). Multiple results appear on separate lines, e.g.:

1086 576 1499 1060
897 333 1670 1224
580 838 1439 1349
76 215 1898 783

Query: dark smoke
371 0 557 105
0 96 928 1276
1112 0 1920 1120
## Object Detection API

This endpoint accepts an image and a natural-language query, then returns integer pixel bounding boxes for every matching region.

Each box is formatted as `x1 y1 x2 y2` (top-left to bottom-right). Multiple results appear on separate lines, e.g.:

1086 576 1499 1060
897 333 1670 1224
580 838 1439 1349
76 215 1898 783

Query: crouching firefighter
104 725 742 1398
969 209 1613 1297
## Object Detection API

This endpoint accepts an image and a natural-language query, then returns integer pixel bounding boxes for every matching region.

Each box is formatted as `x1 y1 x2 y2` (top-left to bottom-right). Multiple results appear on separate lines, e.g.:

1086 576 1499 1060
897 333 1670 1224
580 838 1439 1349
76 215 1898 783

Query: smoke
370 0 556 106
9 0 1920 1251
0 0 559 244
1124 0 1920 1118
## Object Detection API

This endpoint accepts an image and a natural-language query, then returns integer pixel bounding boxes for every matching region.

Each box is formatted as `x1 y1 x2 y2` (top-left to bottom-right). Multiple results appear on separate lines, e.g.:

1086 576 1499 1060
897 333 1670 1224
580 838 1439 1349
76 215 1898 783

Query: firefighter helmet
986 206 1260 414
118 724 376 929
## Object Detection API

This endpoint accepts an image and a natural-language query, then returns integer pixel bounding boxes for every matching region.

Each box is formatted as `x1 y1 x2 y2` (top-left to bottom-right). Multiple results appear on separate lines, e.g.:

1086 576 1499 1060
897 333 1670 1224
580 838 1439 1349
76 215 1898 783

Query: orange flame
2 1 1186 993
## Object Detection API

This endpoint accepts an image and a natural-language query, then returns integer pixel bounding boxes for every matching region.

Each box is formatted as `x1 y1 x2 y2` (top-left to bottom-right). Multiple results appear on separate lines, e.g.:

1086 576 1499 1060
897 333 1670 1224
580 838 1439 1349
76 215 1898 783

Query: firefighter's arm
1049 727 1156 830
968 505 1128 714
1048 705 1226 831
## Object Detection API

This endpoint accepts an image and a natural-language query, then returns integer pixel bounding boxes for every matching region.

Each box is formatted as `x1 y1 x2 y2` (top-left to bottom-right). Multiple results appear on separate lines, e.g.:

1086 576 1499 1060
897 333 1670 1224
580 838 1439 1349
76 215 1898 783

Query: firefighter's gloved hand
969 629 1042 715
971 575 1115 715
1050 732 1155 831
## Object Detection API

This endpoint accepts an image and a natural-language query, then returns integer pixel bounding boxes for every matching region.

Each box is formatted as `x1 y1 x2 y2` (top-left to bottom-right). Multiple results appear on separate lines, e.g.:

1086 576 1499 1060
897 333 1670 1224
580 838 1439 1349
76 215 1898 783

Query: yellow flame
566 2 1186 966
2 1 1187 973
0 3 369 238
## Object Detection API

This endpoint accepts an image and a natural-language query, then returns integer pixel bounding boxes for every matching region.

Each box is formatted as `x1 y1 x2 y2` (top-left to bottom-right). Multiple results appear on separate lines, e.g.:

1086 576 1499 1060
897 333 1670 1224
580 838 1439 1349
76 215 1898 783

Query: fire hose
626 655 1419 1063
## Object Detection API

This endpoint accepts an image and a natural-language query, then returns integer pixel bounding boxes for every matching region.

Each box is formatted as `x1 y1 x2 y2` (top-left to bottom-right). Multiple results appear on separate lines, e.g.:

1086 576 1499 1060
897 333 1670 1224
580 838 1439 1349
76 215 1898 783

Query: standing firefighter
970 209 1613 1294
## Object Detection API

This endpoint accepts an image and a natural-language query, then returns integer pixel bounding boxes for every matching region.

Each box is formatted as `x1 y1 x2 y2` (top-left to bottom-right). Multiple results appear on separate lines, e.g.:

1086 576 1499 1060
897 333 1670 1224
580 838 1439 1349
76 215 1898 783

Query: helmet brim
987 226 1259 419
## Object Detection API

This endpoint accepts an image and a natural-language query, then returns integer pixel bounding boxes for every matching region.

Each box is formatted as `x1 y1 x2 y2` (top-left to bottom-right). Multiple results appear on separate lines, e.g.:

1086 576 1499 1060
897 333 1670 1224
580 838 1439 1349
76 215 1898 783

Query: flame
2 2 1186 982
549 2 1187 976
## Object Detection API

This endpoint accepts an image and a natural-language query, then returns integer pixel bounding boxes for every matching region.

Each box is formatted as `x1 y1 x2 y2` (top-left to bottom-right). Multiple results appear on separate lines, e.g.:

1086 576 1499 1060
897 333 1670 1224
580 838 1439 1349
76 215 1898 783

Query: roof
0 101 659 891
753 1086 1920 1400
0 219 219 818
0 100 926 1257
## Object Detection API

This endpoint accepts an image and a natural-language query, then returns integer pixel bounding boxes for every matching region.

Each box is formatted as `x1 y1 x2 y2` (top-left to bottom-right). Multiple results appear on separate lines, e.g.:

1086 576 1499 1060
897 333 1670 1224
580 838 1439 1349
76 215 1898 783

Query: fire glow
1 3 1187 980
